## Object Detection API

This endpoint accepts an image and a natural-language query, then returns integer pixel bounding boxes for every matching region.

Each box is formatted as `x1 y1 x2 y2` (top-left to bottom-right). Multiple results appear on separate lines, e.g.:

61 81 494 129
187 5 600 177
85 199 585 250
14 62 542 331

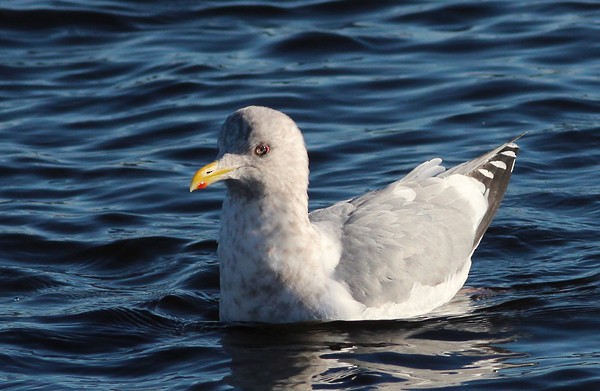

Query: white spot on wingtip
478 168 494 178
490 160 507 170
501 150 517 158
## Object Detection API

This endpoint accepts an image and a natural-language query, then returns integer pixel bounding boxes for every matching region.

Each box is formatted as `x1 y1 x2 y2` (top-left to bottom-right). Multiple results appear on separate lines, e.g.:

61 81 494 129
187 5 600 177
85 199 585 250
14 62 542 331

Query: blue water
1 0 599 389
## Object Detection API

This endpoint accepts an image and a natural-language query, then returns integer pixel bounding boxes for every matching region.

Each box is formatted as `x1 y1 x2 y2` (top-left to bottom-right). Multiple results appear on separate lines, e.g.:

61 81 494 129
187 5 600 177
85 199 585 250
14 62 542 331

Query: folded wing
309 135 521 309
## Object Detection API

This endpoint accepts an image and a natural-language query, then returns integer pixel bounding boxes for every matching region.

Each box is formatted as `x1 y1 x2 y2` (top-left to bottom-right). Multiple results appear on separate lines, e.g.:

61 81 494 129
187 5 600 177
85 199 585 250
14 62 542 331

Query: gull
190 106 521 324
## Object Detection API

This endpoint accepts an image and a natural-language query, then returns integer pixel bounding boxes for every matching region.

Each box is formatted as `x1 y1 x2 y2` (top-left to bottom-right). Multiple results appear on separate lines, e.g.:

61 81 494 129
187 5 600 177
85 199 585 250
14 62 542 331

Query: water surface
1 1 599 389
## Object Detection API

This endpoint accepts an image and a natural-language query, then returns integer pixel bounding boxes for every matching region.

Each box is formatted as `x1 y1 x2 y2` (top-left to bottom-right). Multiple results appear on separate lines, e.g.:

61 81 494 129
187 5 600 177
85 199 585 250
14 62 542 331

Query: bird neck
225 178 311 229
226 187 310 231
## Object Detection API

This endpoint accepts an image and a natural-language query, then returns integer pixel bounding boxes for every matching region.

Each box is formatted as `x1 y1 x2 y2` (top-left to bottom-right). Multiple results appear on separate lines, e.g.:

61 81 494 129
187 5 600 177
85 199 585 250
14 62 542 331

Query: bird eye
254 144 270 157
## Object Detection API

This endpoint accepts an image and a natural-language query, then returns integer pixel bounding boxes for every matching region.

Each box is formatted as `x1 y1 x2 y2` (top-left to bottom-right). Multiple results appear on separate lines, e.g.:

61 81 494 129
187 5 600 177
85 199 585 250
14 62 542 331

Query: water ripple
1 0 599 390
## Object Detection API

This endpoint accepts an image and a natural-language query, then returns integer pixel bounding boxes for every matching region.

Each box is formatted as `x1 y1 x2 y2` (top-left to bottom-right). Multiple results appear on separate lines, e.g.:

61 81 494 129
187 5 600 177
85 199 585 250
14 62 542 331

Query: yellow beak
189 161 234 192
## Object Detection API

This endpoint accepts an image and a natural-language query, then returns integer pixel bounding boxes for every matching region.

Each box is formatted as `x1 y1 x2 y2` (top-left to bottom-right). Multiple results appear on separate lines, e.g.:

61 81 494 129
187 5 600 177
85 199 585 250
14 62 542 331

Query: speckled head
190 106 310 196
218 106 305 156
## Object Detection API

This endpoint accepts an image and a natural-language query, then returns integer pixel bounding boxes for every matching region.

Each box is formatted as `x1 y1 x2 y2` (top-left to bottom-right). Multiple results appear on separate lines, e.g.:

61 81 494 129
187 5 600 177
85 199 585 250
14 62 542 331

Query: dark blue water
1 1 599 389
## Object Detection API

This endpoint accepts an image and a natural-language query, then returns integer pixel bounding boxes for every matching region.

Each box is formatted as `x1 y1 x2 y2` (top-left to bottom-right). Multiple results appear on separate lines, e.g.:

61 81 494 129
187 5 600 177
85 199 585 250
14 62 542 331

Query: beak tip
189 181 207 192
190 160 230 193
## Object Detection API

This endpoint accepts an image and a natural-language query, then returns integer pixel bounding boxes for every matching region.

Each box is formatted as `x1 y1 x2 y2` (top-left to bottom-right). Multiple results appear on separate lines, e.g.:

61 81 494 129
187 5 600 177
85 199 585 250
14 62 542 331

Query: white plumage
190 106 521 324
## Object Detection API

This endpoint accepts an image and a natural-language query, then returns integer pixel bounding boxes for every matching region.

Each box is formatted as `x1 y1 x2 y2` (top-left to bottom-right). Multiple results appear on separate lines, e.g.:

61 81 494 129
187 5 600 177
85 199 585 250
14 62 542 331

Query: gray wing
309 135 521 307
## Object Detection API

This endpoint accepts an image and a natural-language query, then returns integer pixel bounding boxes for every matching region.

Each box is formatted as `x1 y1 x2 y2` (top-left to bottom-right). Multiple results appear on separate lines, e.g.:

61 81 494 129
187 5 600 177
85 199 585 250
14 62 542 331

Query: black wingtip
470 137 522 246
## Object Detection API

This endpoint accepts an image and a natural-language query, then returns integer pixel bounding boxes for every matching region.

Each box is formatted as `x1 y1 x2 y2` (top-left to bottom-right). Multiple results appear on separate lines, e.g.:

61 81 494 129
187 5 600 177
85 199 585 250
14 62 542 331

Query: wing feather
309 135 522 308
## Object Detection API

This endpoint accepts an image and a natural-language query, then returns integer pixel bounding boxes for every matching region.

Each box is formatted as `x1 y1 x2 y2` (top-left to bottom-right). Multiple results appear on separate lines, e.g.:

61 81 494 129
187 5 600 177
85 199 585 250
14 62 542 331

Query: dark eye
254 144 270 157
